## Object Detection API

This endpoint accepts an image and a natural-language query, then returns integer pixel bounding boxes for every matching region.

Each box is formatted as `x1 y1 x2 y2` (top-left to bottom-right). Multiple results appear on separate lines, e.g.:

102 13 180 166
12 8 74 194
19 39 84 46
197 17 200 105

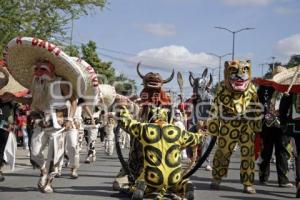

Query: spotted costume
207 60 262 192
118 106 203 199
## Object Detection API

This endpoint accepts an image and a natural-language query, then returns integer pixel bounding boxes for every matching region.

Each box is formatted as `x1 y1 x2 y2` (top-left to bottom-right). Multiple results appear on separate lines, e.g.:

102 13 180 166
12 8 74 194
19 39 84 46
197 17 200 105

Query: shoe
0 171 5 182
85 156 91 164
279 183 294 188
41 184 53 193
55 170 62 178
205 165 212 171
210 179 221 190
131 181 146 200
70 168 78 179
112 181 121 191
243 186 256 194
37 175 47 189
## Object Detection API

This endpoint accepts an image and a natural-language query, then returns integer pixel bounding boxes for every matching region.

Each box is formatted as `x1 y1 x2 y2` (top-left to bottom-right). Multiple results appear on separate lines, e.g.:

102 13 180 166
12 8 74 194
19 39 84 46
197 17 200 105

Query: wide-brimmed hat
255 65 300 93
72 57 99 101
98 84 117 109
0 60 9 90
3 37 86 96
0 60 27 94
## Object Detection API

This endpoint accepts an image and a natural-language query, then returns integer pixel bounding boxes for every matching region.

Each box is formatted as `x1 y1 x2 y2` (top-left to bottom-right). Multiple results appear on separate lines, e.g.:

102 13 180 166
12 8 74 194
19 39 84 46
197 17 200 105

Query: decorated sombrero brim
98 84 117 109
255 65 300 93
3 37 86 96
0 69 28 95
72 57 99 101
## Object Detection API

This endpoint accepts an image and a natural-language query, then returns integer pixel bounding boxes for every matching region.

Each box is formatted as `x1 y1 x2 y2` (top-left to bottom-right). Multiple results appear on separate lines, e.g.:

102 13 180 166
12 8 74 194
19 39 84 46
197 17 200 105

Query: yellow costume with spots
118 106 203 199
207 60 262 190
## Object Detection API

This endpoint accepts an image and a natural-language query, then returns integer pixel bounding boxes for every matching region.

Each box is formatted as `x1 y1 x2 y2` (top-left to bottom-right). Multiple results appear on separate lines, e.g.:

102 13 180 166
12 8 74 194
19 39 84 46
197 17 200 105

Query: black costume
280 93 300 186
258 86 290 185
0 100 17 181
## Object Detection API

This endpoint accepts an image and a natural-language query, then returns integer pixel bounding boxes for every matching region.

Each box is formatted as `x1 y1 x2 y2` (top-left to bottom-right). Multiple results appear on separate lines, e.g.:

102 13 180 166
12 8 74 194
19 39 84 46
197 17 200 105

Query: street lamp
209 67 219 85
207 52 232 83
270 56 276 71
214 26 255 60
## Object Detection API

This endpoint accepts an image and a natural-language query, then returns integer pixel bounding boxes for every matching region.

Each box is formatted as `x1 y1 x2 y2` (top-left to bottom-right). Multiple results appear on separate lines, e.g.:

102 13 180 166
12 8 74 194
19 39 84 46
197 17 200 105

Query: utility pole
259 63 268 77
207 52 232 83
69 12 74 55
214 26 255 60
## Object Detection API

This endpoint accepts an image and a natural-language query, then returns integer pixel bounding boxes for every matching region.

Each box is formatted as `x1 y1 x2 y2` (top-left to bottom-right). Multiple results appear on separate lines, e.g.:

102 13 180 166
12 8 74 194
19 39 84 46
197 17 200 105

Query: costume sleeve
207 85 221 136
118 106 143 138
279 94 292 127
179 129 203 149
250 84 263 133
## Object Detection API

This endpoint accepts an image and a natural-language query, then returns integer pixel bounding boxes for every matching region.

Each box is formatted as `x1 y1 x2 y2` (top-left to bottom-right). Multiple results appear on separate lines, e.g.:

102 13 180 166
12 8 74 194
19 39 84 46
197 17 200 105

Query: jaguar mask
224 60 251 93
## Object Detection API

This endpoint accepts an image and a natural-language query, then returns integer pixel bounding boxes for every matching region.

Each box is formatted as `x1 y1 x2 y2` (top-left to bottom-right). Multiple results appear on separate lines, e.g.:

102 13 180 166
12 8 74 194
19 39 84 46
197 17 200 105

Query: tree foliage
286 55 300 68
0 0 106 56
81 41 115 84
68 41 137 95
114 73 137 96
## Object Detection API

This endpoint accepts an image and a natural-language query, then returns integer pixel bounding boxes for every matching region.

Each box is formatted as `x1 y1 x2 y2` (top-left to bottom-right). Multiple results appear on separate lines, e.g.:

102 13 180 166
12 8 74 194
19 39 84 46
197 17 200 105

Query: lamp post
214 26 255 60
209 67 219 85
207 52 232 83
270 56 276 71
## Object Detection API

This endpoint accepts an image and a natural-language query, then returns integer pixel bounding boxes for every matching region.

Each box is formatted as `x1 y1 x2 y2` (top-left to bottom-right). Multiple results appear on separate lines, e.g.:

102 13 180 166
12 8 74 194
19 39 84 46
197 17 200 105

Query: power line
97 47 217 67
98 51 217 77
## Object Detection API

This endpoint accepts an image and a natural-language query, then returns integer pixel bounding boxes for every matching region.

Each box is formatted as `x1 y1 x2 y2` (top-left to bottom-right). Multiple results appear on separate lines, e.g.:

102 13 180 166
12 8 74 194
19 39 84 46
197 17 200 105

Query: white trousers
30 127 65 172
64 129 80 168
104 139 114 156
85 127 98 157
3 132 17 170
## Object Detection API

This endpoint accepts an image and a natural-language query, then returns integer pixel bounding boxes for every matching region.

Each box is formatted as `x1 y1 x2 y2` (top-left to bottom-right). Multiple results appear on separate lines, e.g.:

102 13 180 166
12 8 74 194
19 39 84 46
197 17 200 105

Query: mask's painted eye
229 67 238 74
244 66 250 71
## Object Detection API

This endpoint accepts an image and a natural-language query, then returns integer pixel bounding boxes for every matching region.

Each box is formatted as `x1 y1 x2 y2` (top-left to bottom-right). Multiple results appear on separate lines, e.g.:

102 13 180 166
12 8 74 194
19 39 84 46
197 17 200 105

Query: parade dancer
103 113 116 156
83 110 98 163
257 66 293 187
173 109 188 159
74 98 85 151
208 60 262 194
0 64 17 182
2 37 87 193
117 102 203 200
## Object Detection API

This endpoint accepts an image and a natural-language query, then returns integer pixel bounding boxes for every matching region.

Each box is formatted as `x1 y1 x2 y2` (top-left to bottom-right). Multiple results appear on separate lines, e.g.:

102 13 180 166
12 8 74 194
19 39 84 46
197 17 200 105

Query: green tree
66 40 137 94
114 73 137 95
286 55 300 68
81 41 115 83
64 45 80 57
0 0 106 56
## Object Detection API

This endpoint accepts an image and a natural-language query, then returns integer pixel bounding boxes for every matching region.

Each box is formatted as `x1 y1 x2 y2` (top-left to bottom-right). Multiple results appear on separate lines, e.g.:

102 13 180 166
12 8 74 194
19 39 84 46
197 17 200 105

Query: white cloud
274 7 299 15
131 45 218 70
139 23 176 37
275 34 300 56
220 0 274 6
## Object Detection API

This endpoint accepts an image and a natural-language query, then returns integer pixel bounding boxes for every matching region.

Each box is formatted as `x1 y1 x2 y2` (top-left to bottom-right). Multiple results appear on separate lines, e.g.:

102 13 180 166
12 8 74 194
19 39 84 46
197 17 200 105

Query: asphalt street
0 142 297 200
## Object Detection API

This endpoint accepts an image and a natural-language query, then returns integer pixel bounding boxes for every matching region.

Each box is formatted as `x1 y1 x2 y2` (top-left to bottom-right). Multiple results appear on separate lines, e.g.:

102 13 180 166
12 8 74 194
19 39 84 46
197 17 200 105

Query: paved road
0 142 297 200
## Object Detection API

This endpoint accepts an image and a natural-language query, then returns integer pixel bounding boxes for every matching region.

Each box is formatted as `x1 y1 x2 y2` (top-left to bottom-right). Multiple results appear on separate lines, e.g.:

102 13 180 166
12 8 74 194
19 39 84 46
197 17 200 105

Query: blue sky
72 0 300 96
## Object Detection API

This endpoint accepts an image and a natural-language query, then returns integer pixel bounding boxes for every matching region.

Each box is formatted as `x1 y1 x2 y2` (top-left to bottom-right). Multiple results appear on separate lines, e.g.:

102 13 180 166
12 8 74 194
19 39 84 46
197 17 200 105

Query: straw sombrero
0 69 28 95
72 57 100 104
0 60 26 95
255 65 300 93
98 84 117 109
3 37 86 96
